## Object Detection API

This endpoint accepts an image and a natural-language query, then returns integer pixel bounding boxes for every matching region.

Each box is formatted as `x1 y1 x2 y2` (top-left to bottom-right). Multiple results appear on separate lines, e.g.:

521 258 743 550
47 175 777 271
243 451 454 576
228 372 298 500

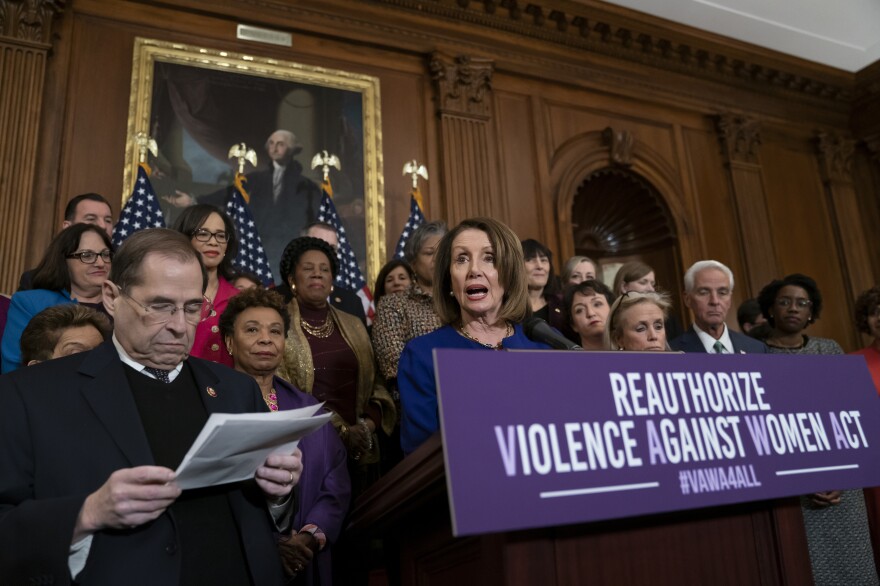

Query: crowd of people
1 192 879 584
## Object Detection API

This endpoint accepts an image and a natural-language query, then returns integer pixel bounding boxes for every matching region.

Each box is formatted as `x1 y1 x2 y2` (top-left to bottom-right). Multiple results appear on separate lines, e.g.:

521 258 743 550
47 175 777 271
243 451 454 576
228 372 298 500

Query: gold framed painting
124 37 385 285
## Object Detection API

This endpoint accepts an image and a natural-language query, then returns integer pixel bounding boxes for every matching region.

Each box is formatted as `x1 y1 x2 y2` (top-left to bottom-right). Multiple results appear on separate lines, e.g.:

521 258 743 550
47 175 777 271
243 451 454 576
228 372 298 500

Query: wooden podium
349 434 814 586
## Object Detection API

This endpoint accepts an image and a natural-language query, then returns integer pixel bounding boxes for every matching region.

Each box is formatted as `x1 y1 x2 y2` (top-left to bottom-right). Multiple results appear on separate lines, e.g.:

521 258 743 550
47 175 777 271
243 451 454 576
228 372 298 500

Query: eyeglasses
775 297 812 309
67 250 112 264
119 288 213 325
192 229 229 243
607 291 633 332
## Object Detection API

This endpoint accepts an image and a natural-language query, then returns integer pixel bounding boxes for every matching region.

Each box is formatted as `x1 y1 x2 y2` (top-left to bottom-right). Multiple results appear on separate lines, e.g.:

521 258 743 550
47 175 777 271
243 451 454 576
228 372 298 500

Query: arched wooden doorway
571 167 683 311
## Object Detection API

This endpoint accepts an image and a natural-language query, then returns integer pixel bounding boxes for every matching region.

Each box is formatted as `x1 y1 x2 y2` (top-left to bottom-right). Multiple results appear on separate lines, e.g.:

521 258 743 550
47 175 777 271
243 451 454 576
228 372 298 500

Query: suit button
211 343 219 351
211 325 219 333
165 543 177 554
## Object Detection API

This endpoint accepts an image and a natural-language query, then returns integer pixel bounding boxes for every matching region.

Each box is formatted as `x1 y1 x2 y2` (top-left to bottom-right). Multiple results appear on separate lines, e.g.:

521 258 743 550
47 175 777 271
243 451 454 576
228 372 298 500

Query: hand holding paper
256 449 303 499
174 403 331 490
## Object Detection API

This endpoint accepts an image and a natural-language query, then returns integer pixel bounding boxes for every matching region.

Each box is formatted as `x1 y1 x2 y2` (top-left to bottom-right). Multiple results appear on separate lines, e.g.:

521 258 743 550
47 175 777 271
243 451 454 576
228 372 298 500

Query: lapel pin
206 387 218 397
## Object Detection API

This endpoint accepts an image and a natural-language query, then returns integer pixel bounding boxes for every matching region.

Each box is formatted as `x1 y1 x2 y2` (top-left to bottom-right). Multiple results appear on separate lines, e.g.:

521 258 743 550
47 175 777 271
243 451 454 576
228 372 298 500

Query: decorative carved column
430 52 499 221
864 133 880 164
714 113 779 296
815 132 873 307
0 0 65 292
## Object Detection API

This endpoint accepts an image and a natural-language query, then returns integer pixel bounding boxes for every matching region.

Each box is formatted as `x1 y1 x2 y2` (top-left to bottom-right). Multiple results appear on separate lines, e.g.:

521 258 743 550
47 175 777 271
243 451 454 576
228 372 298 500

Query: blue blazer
1 288 74 373
670 326 769 354
398 324 551 455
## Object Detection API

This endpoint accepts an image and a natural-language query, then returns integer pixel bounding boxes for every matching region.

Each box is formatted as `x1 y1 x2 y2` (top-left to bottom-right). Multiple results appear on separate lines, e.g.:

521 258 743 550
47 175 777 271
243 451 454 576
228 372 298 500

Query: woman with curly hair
757 273 840 354
276 236 395 495
758 274 878 585
851 286 880 395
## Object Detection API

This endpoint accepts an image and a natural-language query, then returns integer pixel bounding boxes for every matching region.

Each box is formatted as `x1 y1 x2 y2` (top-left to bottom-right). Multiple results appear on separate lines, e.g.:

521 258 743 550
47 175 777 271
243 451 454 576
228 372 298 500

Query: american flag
112 163 166 248
225 174 275 287
393 188 425 259
316 179 375 322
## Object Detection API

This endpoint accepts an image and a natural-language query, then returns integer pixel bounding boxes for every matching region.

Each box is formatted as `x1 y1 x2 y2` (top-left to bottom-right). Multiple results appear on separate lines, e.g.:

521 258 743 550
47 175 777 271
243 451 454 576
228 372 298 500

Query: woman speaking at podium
397 218 550 455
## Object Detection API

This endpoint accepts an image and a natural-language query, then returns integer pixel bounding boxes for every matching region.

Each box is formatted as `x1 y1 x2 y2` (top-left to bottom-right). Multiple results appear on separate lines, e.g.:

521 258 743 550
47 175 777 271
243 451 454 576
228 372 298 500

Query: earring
330 285 334 295
449 291 454 297
226 346 233 356
290 283 297 297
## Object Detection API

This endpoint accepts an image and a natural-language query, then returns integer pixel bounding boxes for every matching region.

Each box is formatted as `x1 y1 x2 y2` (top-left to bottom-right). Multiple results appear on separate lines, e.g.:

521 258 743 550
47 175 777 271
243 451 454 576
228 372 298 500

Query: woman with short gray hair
372 221 447 381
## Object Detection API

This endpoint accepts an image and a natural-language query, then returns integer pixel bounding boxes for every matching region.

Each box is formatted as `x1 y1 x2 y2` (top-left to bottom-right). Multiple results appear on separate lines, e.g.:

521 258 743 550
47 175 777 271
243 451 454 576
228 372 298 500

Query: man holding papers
0 229 303 585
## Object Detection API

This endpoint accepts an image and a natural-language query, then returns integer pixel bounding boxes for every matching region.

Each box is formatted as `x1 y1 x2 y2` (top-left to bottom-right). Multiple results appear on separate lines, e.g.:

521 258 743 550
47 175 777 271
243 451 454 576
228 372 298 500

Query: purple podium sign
435 350 880 537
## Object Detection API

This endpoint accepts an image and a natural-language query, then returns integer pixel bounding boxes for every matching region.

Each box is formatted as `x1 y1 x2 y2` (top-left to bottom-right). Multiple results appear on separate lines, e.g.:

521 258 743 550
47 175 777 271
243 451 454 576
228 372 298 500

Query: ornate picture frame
124 37 385 284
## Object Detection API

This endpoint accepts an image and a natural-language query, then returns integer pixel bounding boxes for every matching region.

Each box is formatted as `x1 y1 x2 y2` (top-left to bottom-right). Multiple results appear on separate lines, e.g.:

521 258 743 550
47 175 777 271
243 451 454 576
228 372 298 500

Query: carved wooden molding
430 52 494 118
815 131 855 183
715 114 762 165
0 0 65 45
862 133 880 164
601 126 634 167
381 0 850 105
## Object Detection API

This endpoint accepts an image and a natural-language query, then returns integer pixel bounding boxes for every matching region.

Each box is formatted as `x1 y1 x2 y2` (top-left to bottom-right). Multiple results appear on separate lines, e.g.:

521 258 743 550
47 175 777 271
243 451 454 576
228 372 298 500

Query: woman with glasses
851 286 880 395
758 274 879 585
172 205 239 367
757 273 841 355
2 224 112 372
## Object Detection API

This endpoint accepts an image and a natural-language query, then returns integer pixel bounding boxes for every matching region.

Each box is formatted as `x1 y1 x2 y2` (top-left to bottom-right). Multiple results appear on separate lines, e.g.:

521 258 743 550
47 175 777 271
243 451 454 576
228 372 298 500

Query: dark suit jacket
0 342 288 585
199 161 321 280
670 326 770 354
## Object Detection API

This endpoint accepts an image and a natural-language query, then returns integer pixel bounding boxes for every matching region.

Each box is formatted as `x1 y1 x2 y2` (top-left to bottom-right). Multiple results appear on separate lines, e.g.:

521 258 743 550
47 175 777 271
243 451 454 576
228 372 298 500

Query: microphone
522 316 583 351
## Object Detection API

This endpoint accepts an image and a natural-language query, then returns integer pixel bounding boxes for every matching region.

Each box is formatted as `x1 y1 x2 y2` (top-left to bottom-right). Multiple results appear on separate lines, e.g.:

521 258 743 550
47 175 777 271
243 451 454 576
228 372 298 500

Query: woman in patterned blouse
372 221 447 382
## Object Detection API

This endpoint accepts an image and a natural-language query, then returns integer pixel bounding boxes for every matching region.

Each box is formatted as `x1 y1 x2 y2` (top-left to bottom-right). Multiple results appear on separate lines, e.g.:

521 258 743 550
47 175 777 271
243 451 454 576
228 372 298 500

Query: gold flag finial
310 150 341 183
228 143 258 174
135 132 158 164
402 160 428 190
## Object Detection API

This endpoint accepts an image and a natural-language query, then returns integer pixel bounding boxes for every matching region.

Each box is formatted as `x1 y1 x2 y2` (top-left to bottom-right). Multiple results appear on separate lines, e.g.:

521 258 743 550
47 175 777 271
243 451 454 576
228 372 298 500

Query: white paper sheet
174 403 332 490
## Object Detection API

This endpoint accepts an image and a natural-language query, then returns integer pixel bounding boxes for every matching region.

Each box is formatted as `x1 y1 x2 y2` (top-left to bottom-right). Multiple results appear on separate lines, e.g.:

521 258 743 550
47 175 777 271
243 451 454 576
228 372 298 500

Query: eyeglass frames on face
775 297 812 309
66 250 112 264
117 287 212 325
192 229 229 243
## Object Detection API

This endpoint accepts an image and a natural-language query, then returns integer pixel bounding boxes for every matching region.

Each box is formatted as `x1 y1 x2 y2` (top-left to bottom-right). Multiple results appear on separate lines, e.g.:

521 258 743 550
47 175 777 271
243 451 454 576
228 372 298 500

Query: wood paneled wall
3 0 878 349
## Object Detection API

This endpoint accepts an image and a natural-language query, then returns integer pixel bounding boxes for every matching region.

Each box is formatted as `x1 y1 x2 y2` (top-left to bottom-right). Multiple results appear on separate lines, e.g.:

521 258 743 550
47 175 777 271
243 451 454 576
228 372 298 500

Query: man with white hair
669 260 769 353
170 129 321 279
245 129 322 275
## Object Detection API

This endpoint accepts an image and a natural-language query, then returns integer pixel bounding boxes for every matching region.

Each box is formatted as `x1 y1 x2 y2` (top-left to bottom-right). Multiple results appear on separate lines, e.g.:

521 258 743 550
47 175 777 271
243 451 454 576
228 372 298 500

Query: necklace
263 388 279 411
301 315 335 338
458 322 512 350
766 336 807 350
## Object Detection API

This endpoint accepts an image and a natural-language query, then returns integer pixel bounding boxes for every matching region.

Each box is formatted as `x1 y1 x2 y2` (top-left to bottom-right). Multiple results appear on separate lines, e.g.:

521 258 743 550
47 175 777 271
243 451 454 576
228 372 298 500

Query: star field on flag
112 163 166 248
226 180 275 287
393 192 425 259
316 182 375 321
